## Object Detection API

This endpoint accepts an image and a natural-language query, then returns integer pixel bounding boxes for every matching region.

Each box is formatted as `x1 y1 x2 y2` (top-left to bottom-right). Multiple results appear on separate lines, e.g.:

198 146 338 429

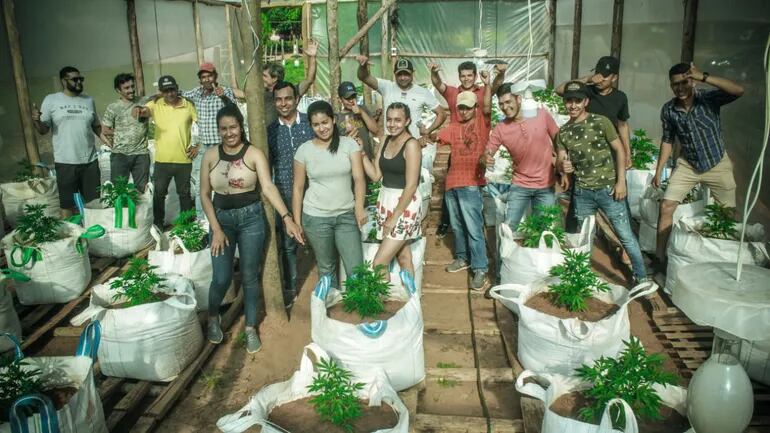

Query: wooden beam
327 0 341 110
126 0 146 96
546 0 556 87
380 3 390 79
225 5 238 89
2 0 41 166
610 0 624 61
570 0 582 79
357 0 371 107
193 0 205 65
167 0 237 7
681 0 699 63
397 51 549 59
338 0 396 60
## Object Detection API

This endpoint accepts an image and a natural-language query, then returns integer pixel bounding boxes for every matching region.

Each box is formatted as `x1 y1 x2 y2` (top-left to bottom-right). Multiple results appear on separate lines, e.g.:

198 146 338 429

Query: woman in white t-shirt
292 101 367 285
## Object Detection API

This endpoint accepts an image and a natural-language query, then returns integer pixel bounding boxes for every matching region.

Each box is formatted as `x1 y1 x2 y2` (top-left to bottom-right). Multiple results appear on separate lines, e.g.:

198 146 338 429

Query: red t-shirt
487 109 559 189
442 85 490 125
438 115 489 191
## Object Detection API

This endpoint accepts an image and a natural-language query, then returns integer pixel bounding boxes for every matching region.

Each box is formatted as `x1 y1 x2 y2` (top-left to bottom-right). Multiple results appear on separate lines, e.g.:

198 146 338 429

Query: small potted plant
70 259 203 382
0 159 59 228
312 265 425 391
84 176 154 258
1 204 104 305
516 338 689 433
490 249 657 375
627 129 658 220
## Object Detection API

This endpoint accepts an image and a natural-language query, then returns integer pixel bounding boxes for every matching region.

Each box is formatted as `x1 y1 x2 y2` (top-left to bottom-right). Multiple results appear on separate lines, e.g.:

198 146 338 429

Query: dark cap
158 75 178 91
394 58 414 74
562 80 589 100
593 56 619 77
338 81 357 99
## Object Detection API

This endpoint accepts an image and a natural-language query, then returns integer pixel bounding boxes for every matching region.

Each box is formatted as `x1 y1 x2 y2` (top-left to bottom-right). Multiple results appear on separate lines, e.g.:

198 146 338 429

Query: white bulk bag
515 371 688 433
418 168 432 222
70 274 203 382
637 219 657 254
638 185 706 227
83 185 154 258
499 216 595 286
741 338 770 386
421 142 436 172
666 217 768 293
1 223 103 305
311 272 425 391
216 343 409 433
0 178 60 228
0 271 23 353
482 185 508 228
484 148 513 186
148 226 212 311
489 279 657 375
342 237 427 295
626 169 653 221
0 322 107 433
98 149 111 185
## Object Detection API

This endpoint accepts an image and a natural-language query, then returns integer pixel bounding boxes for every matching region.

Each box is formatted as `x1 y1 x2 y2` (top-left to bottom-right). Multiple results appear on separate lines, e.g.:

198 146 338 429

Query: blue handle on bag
76 321 101 360
1 333 23 361
357 320 388 338
9 394 61 433
400 270 417 296
73 193 85 218
314 274 333 300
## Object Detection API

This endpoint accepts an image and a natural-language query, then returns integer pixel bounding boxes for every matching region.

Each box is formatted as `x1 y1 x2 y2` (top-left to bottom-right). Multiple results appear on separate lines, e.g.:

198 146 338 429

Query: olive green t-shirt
555 113 619 190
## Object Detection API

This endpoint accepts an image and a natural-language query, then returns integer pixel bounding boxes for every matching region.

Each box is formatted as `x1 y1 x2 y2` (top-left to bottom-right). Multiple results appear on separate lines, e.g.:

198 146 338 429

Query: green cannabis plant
700 203 738 240
342 262 391 319
365 181 381 207
99 176 139 208
307 358 365 432
533 87 567 115
630 129 658 170
170 210 208 252
15 204 62 246
110 258 166 307
575 337 678 430
548 249 610 312
366 226 378 243
13 159 43 183
0 354 44 414
516 205 565 248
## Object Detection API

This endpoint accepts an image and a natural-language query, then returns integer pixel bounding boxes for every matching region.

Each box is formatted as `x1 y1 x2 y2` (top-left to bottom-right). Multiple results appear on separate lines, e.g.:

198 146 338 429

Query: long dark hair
307 100 340 154
216 104 248 145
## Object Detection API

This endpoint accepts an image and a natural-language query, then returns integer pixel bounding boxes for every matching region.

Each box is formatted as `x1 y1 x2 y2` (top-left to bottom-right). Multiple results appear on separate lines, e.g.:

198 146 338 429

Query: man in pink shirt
485 82 563 229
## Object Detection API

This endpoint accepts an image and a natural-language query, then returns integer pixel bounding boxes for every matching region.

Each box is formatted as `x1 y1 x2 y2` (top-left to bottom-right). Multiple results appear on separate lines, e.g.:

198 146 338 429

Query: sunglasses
67 77 85 83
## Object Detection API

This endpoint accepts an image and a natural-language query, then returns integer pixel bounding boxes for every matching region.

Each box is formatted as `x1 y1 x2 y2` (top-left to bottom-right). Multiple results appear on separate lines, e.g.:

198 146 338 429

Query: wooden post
237 0 288 325
339 0 396 59
327 0 341 110
681 0 699 63
193 0 205 65
570 0 582 78
225 5 238 89
546 0 556 87
357 0 371 107
2 0 40 166
126 0 145 96
610 0 624 61
380 4 389 79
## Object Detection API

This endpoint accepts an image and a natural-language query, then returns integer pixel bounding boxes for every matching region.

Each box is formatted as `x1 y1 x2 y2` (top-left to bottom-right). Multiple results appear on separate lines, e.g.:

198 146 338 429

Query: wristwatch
701 72 710 82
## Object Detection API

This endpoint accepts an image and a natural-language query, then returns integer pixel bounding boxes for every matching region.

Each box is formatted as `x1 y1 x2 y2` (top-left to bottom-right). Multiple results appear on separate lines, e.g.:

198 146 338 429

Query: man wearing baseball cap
335 81 380 161
356 55 446 142
436 91 489 290
136 75 199 227
555 81 648 285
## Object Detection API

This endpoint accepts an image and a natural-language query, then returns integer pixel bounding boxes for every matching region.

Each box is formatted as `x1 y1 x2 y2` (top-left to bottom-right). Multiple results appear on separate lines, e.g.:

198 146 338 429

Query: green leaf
13 159 44 183
99 176 139 208
516 205 566 248
341 262 391 319
307 358 364 431
547 249 610 312
169 209 208 252
110 258 166 307
630 128 659 170
14 204 62 248
0 355 44 415
700 203 738 240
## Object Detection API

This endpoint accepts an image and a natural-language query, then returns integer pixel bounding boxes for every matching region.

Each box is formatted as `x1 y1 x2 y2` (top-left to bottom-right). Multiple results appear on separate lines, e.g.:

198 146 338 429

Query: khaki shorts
664 154 736 206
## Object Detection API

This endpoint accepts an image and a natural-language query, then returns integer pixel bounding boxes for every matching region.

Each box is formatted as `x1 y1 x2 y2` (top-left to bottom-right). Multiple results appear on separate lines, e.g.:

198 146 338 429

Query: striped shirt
182 86 236 146
660 89 738 173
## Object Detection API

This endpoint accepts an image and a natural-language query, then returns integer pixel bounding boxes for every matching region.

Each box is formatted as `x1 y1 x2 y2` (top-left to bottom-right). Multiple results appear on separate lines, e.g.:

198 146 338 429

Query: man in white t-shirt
357 56 446 143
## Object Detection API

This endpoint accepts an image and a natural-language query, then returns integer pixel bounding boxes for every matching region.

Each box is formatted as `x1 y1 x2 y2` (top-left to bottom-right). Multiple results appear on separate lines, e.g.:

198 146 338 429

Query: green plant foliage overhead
342 262 391 319
99 176 139 208
516 205 565 248
0 355 44 415
575 337 679 430
15 204 62 247
630 129 658 170
13 159 43 183
307 357 365 433
110 258 166 307
533 87 567 115
170 210 208 252
700 202 738 240
548 249 611 312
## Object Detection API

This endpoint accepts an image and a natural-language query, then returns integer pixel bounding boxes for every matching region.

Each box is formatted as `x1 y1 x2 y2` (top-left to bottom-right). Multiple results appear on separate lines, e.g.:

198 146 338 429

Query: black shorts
55 160 100 210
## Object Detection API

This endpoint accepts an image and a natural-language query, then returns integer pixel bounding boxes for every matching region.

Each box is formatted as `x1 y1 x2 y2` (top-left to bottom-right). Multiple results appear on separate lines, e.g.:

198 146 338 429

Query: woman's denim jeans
302 210 364 287
208 202 267 327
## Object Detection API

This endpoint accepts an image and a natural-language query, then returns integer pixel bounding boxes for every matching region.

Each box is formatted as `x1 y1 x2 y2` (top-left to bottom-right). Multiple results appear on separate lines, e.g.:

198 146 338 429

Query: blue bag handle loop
357 320 388 338
400 270 417 296
76 321 101 360
313 274 333 300
9 394 60 433
1 333 23 361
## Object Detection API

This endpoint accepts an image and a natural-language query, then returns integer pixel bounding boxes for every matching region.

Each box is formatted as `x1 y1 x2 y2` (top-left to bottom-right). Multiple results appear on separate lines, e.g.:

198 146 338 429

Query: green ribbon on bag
9 245 43 267
0 269 30 282
75 224 106 255
113 193 137 229
66 214 83 225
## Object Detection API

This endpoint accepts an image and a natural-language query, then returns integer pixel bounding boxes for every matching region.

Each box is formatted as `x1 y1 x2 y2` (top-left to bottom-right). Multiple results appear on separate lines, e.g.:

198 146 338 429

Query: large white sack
626 169 653 221
342 237 427 295
637 219 657 254
148 226 213 311
482 185 508 228
311 272 425 391
421 142 436 172
216 343 409 433
666 217 768 293
418 168 432 222
490 279 657 375
515 370 688 433
499 216 595 286
1 222 99 305
0 322 107 433
98 148 111 185
0 271 23 353
484 148 513 186
638 185 706 227
741 338 770 386
83 185 154 258
0 178 60 228
70 274 203 382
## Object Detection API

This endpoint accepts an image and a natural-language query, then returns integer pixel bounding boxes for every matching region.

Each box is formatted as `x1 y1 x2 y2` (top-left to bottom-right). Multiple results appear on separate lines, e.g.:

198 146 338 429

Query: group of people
29 45 743 353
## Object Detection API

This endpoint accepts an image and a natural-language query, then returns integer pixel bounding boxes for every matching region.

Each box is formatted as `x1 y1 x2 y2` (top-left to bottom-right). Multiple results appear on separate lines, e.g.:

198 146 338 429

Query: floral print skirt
375 186 422 241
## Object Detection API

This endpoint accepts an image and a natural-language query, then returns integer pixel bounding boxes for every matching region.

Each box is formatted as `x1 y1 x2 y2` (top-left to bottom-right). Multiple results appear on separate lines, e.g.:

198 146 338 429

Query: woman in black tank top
361 102 423 281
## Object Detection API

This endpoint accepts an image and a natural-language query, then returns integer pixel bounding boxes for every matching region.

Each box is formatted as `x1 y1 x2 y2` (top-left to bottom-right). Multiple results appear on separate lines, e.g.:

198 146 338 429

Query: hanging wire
735 33 770 281
525 0 534 80
240 0 262 90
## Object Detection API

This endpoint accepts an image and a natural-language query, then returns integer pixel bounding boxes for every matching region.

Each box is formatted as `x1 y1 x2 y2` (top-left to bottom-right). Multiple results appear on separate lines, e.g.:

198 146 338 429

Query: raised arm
356 55 379 90
361 135 383 181
425 105 447 136
298 39 319 98
490 63 507 95
352 104 381 136
31 102 50 135
555 74 593 96
687 63 744 97
481 70 492 116
428 62 447 95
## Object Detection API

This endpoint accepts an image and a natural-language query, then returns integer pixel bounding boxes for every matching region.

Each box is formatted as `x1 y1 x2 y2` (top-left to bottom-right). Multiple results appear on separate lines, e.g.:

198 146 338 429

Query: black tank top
379 136 408 189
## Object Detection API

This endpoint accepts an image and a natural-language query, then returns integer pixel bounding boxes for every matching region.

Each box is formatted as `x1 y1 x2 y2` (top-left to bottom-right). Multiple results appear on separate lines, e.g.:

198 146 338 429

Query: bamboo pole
225 5 238 89
546 0 556 87
357 0 371 107
570 0 582 78
127 0 145 96
338 0 396 59
327 0 341 110
1 0 40 166
193 0 205 65
237 0 288 324
380 3 389 79
681 0 699 63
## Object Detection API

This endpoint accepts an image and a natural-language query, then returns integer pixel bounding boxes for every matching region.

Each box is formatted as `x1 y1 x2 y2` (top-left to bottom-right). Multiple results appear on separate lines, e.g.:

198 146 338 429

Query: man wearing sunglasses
32 66 102 217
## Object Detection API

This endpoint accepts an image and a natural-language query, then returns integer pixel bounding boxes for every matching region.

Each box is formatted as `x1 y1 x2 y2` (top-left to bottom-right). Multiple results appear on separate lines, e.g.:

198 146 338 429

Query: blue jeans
445 186 488 272
209 202 267 327
504 184 556 231
302 210 364 286
573 186 647 281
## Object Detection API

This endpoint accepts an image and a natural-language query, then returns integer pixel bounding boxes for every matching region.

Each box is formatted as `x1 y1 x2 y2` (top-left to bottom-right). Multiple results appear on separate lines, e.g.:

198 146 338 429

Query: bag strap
558 318 594 342
150 225 164 251
75 225 106 255
498 223 515 257
400 270 417 296
73 192 85 218
514 370 548 402
9 394 61 433
169 236 191 255
65 214 83 225
1 269 31 283
9 245 42 267
357 320 388 338
538 230 563 252
313 274 333 300
76 320 101 360
623 280 659 305
597 398 639 433
113 193 137 229
1 333 24 361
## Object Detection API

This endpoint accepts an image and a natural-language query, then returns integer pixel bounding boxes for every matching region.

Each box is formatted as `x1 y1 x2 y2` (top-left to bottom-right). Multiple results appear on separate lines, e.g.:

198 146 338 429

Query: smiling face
116 79 135 101
458 69 477 90
386 107 410 136
669 72 695 101
199 71 216 91
274 86 297 119
218 115 242 148
162 87 179 105
498 93 521 120
564 97 589 120
340 95 357 111
395 71 413 89
310 111 334 141
457 104 475 122
591 73 616 91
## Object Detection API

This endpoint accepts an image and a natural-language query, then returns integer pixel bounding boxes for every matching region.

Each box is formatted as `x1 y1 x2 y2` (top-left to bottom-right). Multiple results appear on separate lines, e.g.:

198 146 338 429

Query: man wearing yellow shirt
137 75 199 227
